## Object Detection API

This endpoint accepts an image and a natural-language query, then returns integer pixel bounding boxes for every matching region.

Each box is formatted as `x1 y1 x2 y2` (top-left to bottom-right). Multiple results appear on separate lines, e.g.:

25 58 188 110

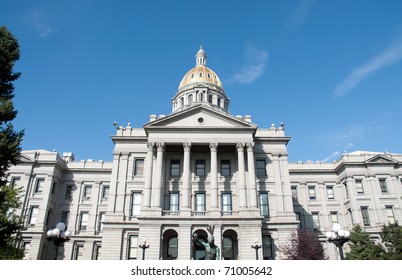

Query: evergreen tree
281 229 326 260
380 222 402 260
345 224 383 260
0 26 25 259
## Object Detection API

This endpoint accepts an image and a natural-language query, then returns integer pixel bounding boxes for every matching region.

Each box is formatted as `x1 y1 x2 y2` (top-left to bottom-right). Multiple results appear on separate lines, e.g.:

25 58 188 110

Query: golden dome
178 65 223 91
178 46 223 92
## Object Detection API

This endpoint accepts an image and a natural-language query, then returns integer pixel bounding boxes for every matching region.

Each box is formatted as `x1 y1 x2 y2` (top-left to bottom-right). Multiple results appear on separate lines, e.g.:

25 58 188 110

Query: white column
182 142 191 210
210 143 219 210
237 143 247 209
143 142 154 208
246 143 258 208
152 142 164 209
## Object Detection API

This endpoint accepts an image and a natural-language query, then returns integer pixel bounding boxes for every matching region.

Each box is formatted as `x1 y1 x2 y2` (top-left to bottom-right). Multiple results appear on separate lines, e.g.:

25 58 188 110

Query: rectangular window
259 193 269 217
101 185 109 201
98 212 105 232
170 160 180 176
11 177 20 186
61 211 69 226
262 235 273 260
308 186 316 200
291 185 298 200
221 193 232 215
134 159 144 176
169 193 179 211
92 242 101 260
196 160 205 177
344 183 349 198
65 185 73 200
330 212 338 225
295 212 301 229
195 193 206 213
35 179 45 193
72 243 84 260
131 192 142 216
28 206 39 226
22 241 31 260
312 212 320 230
256 160 267 177
79 212 89 231
221 160 231 176
45 208 52 227
326 186 334 200
379 179 388 193
128 235 138 260
356 180 364 194
83 185 92 200
361 207 370 226
51 182 56 195
386 206 395 224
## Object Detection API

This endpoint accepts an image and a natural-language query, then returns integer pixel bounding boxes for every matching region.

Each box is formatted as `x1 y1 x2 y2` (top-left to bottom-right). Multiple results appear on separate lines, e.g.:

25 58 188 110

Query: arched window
208 94 213 104
199 92 204 102
188 94 193 105
180 97 184 107
222 236 233 260
162 229 178 260
222 230 238 260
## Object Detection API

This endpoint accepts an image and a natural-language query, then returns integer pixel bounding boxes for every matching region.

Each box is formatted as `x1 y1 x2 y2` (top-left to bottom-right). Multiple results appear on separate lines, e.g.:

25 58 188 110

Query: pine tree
345 224 383 260
380 222 402 260
0 26 25 259
281 229 326 260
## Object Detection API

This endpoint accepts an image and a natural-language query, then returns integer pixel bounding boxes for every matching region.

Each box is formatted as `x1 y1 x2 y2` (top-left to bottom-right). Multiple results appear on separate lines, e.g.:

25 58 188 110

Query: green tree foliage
380 222 402 260
0 26 25 260
281 229 326 260
345 224 383 260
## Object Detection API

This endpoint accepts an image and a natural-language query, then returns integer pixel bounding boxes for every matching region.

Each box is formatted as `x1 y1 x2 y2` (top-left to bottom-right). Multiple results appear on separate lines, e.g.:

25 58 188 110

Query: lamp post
251 240 262 260
46 222 71 260
139 239 149 260
325 223 350 260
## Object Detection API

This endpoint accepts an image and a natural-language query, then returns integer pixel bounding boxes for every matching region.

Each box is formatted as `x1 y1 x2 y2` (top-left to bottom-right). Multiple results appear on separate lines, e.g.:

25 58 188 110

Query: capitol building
8 47 402 260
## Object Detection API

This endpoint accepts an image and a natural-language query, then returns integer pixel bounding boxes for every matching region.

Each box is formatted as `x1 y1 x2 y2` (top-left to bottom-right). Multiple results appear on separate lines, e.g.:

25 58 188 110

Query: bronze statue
193 225 220 260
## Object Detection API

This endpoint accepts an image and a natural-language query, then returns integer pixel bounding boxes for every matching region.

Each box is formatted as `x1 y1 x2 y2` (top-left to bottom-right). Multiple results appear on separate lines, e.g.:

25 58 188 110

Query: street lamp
326 223 350 260
46 222 71 260
139 239 149 260
251 239 262 260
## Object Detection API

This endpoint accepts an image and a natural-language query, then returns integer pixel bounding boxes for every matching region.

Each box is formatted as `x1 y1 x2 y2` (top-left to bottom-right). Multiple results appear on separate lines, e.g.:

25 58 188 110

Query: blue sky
2 0 402 163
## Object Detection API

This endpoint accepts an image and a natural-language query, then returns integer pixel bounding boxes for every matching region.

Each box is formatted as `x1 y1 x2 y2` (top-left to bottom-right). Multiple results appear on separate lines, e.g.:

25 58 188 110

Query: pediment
144 105 257 131
365 154 398 165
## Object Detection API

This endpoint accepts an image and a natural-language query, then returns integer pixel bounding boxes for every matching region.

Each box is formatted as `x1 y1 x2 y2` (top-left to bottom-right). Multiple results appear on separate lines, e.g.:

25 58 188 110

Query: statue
193 225 220 260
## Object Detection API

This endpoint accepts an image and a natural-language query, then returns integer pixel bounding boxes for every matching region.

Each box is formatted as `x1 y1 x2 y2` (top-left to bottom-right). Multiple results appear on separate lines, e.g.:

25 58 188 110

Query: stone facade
7 48 402 260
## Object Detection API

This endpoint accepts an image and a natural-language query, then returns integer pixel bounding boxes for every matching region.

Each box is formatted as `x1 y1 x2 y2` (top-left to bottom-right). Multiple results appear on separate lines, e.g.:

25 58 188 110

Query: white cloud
31 10 53 38
333 33 402 97
321 150 340 162
228 44 269 84
319 122 383 150
285 0 316 31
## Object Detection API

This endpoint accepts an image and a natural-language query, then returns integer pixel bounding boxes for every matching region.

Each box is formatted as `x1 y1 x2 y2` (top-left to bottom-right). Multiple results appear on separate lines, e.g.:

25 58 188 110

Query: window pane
259 193 269 216
222 193 232 212
170 160 180 176
128 235 138 259
196 193 205 211
29 207 39 225
131 193 142 216
221 160 230 176
256 160 266 177
262 235 273 260
327 186 334 199
35 179 44 193
170 193 179 211
80 212 88 231
196 160 205 176
102 186 109 200
134 159 144 176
